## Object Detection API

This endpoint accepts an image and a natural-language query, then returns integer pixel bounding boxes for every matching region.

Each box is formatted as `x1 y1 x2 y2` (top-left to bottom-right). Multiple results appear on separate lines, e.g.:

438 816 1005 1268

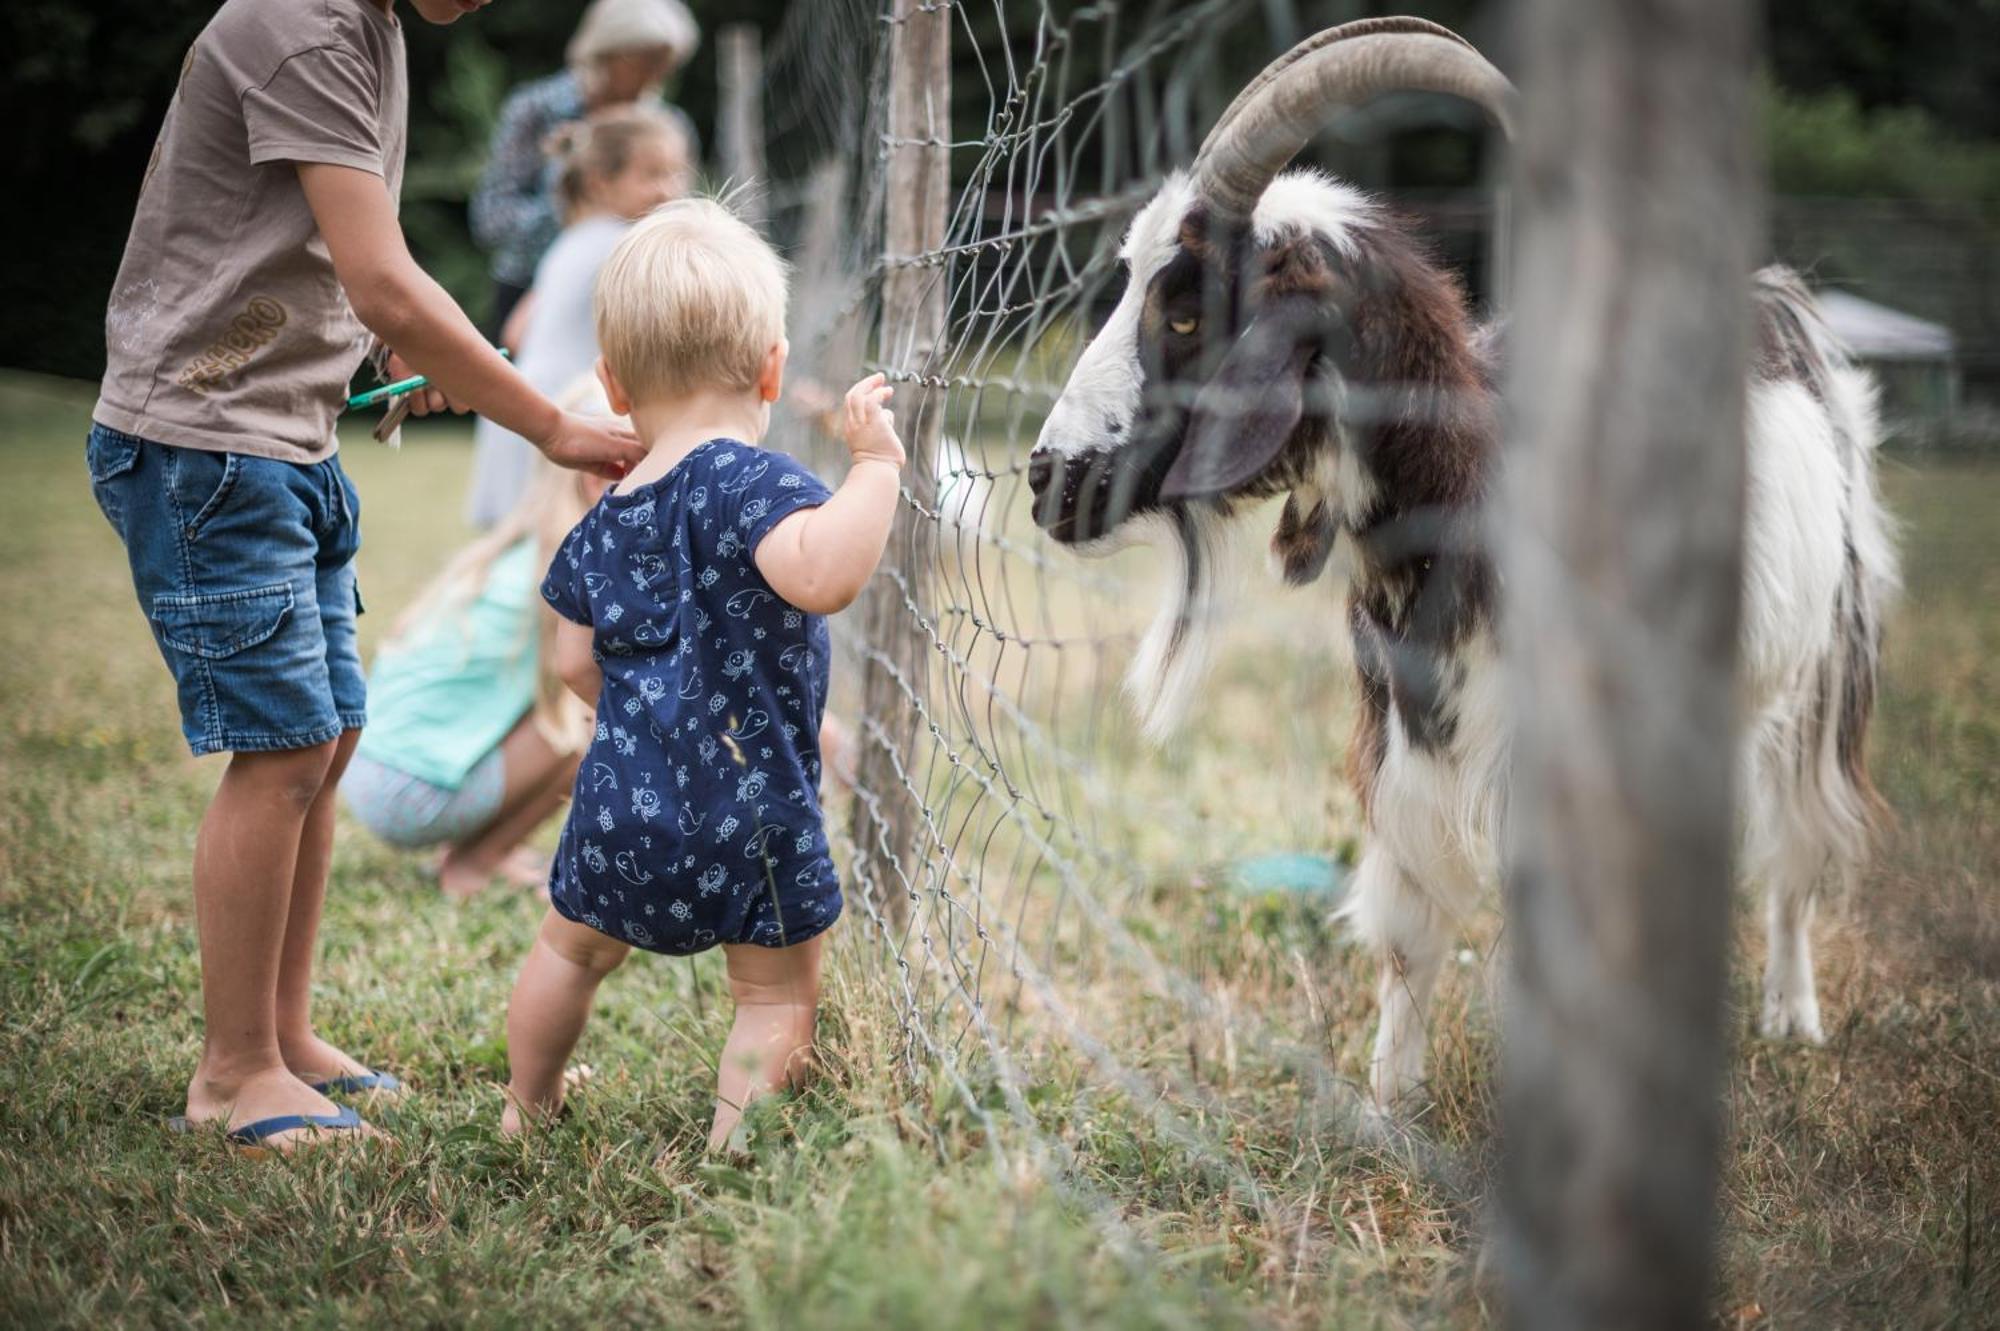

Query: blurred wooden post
716 24 767 230
850 0 948 925
1496 0 1759 1327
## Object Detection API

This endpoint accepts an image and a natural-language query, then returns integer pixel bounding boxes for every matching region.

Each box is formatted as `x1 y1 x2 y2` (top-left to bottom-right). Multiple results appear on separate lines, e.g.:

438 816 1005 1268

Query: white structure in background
1818 289 1960 427
934 434 992 533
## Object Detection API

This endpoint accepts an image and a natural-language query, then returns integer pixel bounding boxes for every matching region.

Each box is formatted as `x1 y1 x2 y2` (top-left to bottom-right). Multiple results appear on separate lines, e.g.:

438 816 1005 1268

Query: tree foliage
0 0 1993 381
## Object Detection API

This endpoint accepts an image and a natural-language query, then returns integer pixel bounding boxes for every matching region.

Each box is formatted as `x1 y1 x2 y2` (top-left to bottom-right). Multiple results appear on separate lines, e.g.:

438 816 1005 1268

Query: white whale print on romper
718 457 770 493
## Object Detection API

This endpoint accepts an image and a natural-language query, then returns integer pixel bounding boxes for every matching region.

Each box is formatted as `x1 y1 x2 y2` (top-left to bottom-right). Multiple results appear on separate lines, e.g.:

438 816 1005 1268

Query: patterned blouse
470 71 587 288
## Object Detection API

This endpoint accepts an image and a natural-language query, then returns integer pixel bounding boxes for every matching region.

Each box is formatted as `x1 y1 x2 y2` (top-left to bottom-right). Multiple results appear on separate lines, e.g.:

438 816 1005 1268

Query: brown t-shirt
94 0 408 464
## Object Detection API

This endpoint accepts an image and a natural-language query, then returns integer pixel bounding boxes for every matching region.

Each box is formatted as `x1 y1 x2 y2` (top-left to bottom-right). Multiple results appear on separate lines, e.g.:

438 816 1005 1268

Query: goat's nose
1027 448 1056 497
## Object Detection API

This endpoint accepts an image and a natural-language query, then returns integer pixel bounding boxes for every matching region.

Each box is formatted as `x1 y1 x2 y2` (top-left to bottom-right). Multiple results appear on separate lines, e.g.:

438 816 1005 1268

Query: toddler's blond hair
594 197 788 402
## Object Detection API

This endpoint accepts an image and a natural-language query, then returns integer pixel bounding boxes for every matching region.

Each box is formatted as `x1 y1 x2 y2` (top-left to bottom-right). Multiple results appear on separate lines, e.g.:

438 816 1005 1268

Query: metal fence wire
732 0 1977 1253
737 0 1432 1218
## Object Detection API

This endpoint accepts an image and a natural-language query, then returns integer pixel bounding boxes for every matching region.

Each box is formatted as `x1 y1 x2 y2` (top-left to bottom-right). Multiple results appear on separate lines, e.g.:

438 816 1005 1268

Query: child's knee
539 910 629 976
723 938 823 1008
232 738 342 809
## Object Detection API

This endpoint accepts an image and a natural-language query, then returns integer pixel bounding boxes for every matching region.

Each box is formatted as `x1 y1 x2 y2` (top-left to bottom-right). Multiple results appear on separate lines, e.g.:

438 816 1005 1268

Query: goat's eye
1168 315 1199 336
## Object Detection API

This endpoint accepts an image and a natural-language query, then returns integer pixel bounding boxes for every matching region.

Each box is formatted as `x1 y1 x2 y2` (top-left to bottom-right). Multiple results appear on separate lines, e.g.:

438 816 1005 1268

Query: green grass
1 370 1994 1327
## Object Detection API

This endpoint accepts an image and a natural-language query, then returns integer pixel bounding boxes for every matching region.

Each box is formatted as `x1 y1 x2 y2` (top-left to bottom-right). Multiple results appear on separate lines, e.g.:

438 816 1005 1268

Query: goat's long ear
1159 292 1321 502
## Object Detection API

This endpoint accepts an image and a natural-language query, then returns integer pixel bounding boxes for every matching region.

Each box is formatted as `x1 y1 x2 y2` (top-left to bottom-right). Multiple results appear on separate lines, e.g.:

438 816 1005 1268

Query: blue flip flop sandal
168 1105 367 1151
306 1071 404 1098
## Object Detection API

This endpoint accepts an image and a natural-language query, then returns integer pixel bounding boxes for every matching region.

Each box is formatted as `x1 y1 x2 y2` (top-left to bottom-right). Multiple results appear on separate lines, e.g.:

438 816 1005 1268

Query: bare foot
438 848 496 900
501 1064 592 1136
500 847 553 890
184 1063 389 1153
281 1032 404 1101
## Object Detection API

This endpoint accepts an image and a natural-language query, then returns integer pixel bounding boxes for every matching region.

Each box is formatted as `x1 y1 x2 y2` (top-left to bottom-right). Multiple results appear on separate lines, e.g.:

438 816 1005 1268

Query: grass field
1 368 1993 1328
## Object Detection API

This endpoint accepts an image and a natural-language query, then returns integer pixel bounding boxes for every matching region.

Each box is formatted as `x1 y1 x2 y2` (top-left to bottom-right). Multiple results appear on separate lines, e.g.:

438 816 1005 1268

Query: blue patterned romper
541 438 840 954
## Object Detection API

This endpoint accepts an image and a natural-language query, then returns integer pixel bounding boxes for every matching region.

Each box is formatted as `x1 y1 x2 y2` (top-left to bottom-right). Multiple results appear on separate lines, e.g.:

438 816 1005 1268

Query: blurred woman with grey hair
470 0 700 338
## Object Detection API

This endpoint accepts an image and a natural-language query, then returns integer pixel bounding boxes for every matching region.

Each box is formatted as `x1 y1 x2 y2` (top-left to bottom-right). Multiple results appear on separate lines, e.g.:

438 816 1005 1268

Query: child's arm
554 619 601 708
298 164 644 480
753 375 907 616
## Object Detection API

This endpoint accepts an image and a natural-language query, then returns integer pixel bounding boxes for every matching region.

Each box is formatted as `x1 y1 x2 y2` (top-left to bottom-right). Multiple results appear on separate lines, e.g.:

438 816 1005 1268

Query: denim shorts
342 750 507 849
86 423 367 756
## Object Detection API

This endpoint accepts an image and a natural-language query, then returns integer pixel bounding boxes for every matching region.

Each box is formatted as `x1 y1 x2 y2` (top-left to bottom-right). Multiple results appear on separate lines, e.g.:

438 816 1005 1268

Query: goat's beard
1126 502 1231 742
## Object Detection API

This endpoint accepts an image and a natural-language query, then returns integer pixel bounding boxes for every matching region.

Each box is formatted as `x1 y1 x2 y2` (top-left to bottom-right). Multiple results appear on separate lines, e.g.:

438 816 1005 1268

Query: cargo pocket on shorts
151 583 295 659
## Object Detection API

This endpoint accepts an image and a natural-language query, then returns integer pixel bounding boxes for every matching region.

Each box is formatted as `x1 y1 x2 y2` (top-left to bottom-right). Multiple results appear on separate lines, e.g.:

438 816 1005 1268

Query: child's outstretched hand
843 374 905 469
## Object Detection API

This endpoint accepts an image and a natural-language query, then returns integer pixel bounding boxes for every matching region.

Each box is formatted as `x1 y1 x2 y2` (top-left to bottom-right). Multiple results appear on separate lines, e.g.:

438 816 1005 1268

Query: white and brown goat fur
1028 32 1897 1111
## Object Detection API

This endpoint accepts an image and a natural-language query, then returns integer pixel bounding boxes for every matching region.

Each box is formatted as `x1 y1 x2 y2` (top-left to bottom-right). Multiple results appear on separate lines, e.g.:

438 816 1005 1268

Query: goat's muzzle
1027 448 1056 501
1028 442 1162 546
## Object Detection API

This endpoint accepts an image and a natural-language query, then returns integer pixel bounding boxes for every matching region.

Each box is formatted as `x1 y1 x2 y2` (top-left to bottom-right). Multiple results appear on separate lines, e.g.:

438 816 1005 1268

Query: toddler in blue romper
540 438 840 951
501 198 907 1154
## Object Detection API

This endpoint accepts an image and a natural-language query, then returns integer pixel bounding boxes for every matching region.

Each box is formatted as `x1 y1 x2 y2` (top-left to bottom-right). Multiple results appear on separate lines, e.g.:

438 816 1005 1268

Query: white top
465 214 630 527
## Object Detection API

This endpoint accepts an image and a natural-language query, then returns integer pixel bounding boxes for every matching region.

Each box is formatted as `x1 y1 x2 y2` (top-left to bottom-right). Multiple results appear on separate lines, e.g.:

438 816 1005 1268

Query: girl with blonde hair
470 0 700 337
346 455 603 897
467 103 692 527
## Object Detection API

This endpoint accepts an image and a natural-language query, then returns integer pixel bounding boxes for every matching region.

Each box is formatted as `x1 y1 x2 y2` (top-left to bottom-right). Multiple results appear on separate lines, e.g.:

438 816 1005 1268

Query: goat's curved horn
1193 17 1516 227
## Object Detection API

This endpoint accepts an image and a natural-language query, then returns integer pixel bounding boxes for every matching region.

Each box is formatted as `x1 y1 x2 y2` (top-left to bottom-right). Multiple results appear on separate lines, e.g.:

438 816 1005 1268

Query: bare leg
439 716 578 899
1343 847 1451 1114
1759 839 1827 1043
185 739 373 1147
275 729 376 1084
439 773 570 896
502 908 629 1133
711 935 824 1152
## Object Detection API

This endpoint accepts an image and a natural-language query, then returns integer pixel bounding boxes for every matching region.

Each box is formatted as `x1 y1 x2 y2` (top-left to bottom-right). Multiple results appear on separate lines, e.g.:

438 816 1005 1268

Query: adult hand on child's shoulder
539 410 646 481
843 374 905 469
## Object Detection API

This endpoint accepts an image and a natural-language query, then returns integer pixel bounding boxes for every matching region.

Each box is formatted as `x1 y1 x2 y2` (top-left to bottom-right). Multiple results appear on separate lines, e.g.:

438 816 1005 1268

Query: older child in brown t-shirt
88 0 644 1153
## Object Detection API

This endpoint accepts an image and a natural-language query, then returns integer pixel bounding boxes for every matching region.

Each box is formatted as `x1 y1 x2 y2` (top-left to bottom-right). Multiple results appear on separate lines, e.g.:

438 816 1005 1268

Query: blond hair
388 460 597 755
547 103 688 223
594 196 788 402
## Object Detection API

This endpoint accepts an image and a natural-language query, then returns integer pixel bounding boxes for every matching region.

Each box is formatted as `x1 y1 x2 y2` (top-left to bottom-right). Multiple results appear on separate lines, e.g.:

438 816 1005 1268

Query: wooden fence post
849 0 948 925
716 24 768 231
1496 0 1760 1326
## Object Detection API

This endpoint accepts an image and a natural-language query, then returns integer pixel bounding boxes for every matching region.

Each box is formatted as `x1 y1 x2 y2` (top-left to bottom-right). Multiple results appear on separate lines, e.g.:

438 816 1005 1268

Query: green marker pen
346 348 512 411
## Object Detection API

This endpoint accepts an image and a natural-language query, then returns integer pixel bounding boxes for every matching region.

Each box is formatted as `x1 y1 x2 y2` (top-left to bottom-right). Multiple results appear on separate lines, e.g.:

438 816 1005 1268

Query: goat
1026 17 1897 1113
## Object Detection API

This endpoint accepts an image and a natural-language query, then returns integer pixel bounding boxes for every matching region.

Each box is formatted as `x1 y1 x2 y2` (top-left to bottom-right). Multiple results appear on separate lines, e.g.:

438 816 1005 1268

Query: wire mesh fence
726 2 1449 1235
720 0 1994 1283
